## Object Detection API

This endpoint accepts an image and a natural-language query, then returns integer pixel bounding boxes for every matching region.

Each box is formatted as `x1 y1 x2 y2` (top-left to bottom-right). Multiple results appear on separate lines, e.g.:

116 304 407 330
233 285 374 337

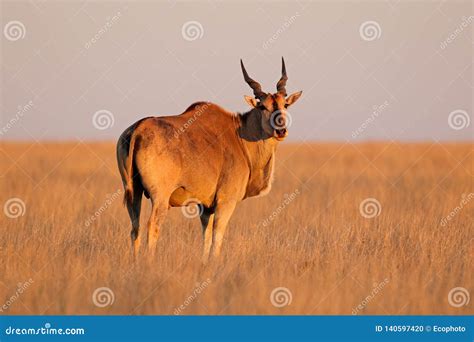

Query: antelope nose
276 128 287 137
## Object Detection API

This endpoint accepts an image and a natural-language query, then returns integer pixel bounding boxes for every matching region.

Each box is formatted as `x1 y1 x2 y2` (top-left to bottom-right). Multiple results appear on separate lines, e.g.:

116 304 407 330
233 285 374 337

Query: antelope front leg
210 201 236 259
200 208 215 265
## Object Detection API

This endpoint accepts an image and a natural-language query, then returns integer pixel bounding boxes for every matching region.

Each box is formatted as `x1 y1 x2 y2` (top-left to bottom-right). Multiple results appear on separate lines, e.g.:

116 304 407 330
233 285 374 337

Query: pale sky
1 0 472 141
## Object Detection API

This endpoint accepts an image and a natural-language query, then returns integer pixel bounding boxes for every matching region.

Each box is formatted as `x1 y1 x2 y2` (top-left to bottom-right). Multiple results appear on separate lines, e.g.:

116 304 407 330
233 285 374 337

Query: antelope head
241 57 302 141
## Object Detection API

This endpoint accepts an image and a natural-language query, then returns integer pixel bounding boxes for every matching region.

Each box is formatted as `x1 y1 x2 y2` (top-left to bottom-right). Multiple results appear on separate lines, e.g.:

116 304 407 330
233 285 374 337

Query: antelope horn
240 59 266 99
276 57 288 96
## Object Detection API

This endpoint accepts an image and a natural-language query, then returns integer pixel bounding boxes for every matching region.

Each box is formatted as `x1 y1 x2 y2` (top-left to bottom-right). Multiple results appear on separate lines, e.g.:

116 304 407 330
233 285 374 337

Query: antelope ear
286 91 303 106
244 95 258 108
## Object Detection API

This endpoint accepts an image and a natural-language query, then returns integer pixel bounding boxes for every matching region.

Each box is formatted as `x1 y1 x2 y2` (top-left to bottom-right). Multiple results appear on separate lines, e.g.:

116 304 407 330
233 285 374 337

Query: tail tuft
123 186 133 207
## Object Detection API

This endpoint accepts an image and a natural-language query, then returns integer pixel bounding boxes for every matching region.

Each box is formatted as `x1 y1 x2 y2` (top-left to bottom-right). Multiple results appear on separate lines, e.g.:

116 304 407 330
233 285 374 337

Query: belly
169 186 215 208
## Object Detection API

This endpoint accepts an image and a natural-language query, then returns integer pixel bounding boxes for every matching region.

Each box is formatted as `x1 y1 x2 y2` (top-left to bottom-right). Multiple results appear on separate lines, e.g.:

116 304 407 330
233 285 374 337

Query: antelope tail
123 132 137 207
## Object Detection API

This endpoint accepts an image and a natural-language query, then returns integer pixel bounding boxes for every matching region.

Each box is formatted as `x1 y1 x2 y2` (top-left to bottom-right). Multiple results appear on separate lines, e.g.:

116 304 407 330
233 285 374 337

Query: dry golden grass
0 141 472 315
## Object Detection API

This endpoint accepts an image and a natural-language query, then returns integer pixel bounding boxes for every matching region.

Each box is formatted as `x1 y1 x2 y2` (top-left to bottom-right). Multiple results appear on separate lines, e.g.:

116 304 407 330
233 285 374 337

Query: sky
1 0 472 142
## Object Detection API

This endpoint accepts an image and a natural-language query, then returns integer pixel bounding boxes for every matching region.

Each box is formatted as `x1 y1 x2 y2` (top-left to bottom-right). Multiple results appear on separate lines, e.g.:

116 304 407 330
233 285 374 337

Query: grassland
0 141 472 315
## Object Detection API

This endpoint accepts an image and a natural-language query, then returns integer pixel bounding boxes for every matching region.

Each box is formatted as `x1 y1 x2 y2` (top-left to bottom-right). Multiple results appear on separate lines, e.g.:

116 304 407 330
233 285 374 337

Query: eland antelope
116 58 302 263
